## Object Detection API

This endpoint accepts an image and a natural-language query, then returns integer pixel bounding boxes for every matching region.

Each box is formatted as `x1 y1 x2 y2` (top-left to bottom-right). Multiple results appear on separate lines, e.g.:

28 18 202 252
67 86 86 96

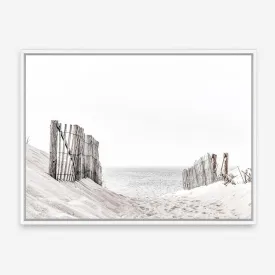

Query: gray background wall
0 1 273 275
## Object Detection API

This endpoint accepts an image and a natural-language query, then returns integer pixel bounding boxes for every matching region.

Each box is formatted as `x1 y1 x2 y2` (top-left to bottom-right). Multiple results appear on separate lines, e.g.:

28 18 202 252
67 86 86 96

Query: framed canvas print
21 50 256 225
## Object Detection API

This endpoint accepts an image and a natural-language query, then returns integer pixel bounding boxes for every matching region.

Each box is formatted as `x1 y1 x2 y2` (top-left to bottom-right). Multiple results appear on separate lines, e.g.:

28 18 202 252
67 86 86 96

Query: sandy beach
26 144 251 220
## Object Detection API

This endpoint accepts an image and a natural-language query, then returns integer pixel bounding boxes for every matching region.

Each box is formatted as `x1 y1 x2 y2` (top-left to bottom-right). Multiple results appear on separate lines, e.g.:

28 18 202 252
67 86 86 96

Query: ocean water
102 167 184 199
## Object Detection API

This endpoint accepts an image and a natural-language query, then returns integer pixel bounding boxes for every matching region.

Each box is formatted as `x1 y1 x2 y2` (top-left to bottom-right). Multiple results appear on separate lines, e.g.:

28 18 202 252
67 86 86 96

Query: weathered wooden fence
48 120 102 185
182 153 229 190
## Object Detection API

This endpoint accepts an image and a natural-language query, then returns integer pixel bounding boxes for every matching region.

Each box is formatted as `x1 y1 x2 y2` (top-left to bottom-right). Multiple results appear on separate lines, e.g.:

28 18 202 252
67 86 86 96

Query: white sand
26 145 251 220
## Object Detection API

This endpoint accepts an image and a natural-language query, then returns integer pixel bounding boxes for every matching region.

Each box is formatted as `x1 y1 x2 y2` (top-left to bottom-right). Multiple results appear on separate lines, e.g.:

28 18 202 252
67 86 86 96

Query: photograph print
22 50 255 224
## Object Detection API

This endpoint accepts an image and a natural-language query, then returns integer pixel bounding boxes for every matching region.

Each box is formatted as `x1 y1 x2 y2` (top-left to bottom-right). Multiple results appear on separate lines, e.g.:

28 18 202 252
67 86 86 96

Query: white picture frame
21 49 256 225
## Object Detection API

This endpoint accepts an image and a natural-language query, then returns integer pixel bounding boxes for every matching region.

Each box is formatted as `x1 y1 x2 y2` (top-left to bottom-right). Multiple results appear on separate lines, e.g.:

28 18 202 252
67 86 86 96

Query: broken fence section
48 120 102 185
182 153 229 190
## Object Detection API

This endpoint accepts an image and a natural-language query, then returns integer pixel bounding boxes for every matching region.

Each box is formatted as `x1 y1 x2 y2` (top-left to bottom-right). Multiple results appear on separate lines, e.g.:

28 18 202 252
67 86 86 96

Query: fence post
74 126 82 181
85 135 92 180
79 127 84 180
224 153 229 175
81 130 85 179
94 140 101 184
71 125 79 181
49 120 59 179
57 122 62 180
84 135 88 178
75 126 80 181
92 139 97 183
211 154 217 181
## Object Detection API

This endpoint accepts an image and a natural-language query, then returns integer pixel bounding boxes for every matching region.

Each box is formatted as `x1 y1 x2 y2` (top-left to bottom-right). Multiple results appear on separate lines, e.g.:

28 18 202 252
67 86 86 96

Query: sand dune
26 145 251 220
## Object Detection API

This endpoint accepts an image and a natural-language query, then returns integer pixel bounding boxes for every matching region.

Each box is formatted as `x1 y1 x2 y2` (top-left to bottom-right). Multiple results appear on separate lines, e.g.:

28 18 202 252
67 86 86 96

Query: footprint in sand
146 213 153 217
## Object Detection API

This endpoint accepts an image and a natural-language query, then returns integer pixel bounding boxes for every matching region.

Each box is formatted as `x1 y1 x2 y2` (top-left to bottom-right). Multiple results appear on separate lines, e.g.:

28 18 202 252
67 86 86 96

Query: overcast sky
26 54 251 167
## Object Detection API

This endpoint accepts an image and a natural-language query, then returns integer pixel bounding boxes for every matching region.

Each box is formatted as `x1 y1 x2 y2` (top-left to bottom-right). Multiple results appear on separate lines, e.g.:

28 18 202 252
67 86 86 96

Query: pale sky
26 54 252 167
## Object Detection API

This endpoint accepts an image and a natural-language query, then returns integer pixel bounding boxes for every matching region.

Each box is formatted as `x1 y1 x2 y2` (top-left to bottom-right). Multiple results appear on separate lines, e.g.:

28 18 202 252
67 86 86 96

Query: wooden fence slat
84 135 88 178
66 125 76 181
75 126 83 181
93 139 101 184
224 153 229 175
86 135 90 179
81 131 85 179
86 135 93 179
80 128 84 179
57 123 62 180
75 127 83 181
49 120 59 179
71 125 78 181
60 124 67 181
80 129 85 179
68 125 78 181
64 124 72 181
72 125 81 181
92 137 96 181
71 125 81 181
211 154 217 182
